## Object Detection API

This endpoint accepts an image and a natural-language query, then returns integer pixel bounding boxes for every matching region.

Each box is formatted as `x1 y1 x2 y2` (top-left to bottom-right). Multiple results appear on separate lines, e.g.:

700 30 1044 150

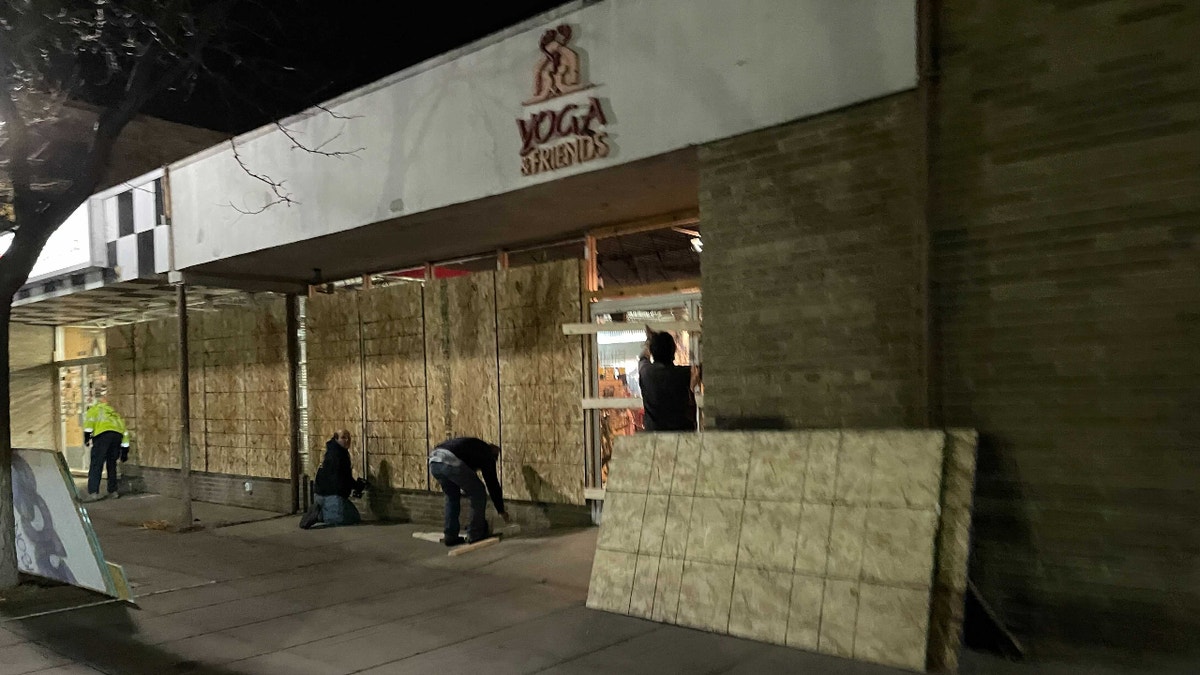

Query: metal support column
286 294 301 513
176 283 192 528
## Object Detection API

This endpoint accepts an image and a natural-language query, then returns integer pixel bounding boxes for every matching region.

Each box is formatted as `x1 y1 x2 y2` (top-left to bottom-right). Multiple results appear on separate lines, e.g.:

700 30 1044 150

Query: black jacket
639 356 697 431
439 437 505 514
314 439 355 498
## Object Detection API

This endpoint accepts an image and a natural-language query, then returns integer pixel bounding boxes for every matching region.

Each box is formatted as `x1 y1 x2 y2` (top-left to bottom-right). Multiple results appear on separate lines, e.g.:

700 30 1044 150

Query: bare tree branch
273 121 363 158
314 103 361 121
227 138 296 214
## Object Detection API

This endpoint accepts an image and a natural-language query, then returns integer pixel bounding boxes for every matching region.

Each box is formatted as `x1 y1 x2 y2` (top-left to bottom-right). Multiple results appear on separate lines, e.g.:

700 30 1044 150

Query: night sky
138 0 573 134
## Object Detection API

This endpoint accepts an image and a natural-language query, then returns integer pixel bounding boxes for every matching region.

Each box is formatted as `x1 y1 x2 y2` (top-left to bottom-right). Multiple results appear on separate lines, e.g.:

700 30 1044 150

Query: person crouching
303 429 363 528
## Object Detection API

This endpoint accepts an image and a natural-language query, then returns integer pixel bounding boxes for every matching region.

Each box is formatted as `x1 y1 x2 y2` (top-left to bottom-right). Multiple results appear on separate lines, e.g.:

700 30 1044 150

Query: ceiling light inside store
690 237 703 253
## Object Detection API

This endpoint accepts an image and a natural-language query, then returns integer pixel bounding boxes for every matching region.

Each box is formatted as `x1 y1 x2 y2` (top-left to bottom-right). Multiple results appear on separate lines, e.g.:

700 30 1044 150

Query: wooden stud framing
588 209 700 240
562 320 701 336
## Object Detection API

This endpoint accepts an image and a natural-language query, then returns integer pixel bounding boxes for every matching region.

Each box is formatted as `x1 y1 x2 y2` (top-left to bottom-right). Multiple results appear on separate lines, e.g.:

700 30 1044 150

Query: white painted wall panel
170 0 916 269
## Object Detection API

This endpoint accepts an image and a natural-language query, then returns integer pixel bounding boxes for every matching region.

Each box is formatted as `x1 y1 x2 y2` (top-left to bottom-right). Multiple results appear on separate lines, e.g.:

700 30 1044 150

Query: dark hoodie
314 439 355 498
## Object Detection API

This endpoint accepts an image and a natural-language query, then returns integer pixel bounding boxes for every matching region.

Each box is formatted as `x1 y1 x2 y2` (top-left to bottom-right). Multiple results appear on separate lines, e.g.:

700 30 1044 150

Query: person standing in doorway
639 328 698 432
82 393 130 502
428 437 510 546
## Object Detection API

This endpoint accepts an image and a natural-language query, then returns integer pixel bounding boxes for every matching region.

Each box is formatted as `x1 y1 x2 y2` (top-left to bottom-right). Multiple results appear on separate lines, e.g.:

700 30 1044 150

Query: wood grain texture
424 272 500 447
306 292 365 474
360 283 429 491
497 259 585 505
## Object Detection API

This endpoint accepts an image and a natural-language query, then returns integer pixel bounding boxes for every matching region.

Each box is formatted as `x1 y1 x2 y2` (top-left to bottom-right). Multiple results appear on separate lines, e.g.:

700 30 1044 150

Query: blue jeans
430 460 488 541
315 494 361 527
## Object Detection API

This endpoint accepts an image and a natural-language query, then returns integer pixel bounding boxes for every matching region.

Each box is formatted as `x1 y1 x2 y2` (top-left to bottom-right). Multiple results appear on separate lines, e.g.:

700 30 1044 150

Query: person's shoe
81 493 103 503
107 491 120 500
443 535 466 547
466 534 495 545
298 507 321 530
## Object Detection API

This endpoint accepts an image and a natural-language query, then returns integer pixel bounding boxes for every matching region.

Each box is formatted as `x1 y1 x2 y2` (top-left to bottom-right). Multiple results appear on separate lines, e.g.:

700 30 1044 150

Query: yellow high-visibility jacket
83 402 130 447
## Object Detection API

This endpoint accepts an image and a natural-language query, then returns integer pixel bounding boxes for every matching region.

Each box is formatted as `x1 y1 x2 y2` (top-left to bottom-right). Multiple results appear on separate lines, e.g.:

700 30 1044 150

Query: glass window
590 295 700 489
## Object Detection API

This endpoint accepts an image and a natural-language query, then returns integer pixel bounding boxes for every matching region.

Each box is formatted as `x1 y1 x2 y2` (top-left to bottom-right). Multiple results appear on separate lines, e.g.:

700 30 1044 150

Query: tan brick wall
699 93 926 429
699 2 1199 656
933 0 1200 655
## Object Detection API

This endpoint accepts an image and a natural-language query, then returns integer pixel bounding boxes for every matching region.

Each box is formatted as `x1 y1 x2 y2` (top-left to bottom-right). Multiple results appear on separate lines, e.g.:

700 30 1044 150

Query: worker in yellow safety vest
82 395 130 502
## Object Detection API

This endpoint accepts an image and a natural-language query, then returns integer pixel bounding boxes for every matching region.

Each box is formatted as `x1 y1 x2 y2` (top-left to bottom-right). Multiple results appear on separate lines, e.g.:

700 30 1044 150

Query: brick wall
933 1 1200 656
365 487 591 532
139 467 291 513
700 93 926 429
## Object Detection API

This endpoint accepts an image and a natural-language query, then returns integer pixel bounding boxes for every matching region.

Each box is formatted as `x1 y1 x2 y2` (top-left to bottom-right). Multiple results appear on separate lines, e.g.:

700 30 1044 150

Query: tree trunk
0 305 21 588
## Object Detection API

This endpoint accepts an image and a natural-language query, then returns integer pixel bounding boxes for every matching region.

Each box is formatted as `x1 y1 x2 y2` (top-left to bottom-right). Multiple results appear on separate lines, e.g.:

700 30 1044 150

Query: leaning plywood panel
497 259 585 505
588 430 958 672
12 449 131 600
926 429 979 673
361 283 429 491
424 273 500 448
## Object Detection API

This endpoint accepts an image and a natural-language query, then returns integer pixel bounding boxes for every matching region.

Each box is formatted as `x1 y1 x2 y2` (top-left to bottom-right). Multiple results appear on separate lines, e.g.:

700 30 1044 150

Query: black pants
88 431 122 495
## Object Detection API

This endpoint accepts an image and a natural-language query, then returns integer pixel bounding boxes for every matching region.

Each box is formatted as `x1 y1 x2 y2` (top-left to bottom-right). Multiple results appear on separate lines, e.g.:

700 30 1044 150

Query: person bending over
428 437 510 546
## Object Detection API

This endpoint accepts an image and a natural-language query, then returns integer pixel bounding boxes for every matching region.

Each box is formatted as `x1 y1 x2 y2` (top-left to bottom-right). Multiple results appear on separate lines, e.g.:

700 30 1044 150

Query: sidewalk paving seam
223 581 576 670
143 557 381 617
343 603 585 675
527 626 660 674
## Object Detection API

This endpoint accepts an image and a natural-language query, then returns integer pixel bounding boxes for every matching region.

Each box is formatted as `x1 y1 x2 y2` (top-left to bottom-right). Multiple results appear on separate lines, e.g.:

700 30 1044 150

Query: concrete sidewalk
0 495 1186 674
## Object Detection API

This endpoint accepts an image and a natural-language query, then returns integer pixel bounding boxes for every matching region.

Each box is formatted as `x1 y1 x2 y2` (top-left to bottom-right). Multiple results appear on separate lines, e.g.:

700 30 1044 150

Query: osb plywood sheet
10 366 54 449
307 292 365 474
589 430 956 672
9 323 54 371
360 283 428 491
107 327 139 450
927 429 979 673
128 316 208 472
424 273 499 448
113 303 290 478
497 260 585 504
201 300 290 480
132 319 178 470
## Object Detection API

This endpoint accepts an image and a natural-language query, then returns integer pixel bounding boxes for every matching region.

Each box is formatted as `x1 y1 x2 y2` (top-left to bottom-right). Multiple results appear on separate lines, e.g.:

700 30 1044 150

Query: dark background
138 0 573 134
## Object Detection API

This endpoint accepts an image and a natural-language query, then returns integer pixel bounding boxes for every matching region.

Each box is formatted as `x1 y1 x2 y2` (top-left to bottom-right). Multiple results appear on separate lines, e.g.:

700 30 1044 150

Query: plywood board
496 260 585 505
115 302 290 479
12 449 130 600
360 283 429 491
132 319 179 470
424 272 500 447
926 429 979 673
201 300 290 479
307 292 364 474
588 430 957 672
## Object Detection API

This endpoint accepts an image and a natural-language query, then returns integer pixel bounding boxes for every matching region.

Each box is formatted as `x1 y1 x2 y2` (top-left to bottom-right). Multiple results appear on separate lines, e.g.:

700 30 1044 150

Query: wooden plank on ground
447 537 500 557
